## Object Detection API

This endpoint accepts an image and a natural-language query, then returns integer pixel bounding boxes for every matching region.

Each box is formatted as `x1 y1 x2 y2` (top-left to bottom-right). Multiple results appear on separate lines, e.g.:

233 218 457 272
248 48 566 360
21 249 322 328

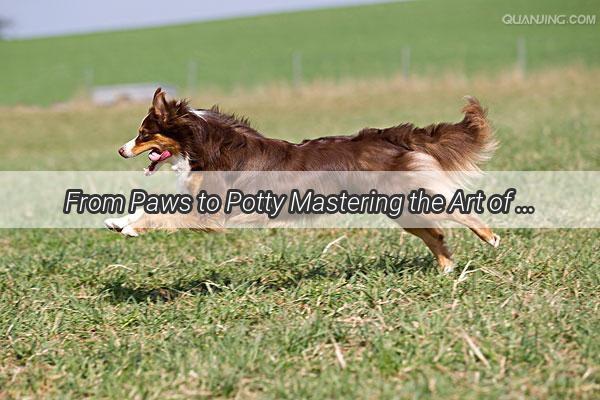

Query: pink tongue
159 150 172 161
149 150 171 162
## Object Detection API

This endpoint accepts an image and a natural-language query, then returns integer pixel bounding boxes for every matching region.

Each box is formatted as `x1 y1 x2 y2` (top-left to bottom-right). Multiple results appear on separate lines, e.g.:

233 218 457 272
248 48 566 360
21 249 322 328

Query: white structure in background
91 83 177 105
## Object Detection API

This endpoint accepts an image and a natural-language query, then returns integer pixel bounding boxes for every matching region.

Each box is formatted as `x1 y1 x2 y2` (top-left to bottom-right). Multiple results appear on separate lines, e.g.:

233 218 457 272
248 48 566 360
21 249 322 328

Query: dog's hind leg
448 214 500 248
404 227 455 274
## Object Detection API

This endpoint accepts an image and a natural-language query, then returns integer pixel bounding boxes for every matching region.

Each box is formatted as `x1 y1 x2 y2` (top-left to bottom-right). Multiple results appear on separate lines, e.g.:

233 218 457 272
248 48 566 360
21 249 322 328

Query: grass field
1 66 599 398
2 0 600 106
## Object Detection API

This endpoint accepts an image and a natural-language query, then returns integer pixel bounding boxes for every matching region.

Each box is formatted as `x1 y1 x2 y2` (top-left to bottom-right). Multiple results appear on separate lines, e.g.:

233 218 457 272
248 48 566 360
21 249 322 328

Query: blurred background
0 0 598 171
1 0 598 106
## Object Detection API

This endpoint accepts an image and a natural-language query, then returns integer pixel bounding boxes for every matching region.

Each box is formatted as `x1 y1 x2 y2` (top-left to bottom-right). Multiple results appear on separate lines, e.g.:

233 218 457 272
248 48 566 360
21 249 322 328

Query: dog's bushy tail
413 96 497 171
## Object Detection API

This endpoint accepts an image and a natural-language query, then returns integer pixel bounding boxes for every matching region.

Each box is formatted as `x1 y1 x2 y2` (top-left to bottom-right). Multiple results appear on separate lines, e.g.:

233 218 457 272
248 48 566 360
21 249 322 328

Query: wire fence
4 37 529 106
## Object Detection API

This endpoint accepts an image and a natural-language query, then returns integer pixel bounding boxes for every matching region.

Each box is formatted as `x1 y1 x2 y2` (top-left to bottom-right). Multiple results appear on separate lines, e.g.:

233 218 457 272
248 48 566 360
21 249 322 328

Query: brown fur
138 91 495 175
128 133 181 157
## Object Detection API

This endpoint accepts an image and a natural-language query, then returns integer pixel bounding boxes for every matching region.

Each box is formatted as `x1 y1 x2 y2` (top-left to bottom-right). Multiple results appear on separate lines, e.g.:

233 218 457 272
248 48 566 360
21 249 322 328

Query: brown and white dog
105 88 500 273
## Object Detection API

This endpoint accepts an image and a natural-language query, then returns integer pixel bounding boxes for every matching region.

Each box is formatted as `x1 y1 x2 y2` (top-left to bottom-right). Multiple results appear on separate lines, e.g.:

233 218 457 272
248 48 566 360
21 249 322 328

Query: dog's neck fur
177 107 290 171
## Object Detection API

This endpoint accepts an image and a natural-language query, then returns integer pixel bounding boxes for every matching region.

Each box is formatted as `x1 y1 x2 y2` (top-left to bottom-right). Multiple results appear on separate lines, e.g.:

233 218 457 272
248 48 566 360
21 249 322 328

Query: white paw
104 216 129 231
104 215 139 237
488 234 500 248
120 225 139 237
442 262 455 274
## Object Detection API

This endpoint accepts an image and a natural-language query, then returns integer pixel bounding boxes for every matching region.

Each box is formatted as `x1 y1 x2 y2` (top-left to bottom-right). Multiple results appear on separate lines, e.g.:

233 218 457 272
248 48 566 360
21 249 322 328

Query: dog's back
204 96 496 173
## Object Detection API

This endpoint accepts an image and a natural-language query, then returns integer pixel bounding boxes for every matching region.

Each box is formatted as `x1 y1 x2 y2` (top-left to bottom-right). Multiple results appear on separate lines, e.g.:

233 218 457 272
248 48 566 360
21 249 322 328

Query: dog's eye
138 132 150 141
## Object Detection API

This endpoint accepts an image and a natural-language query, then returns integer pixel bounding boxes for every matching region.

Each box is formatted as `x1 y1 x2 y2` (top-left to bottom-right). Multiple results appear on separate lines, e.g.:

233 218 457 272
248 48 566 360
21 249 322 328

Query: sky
0 0 395 39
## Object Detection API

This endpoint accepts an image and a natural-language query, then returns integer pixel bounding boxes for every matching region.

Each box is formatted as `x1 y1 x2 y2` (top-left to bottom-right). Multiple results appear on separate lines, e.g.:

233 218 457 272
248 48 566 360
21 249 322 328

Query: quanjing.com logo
502 14 596 25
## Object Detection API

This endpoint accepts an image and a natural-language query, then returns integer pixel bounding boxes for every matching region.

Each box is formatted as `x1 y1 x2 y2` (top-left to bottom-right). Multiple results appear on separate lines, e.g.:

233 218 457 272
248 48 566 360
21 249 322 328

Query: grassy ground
2 0 600 106
1 66 599 398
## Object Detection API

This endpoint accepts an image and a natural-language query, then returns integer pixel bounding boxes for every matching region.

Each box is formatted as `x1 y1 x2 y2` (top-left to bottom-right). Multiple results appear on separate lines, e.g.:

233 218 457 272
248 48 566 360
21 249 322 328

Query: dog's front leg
105 211 222 236
104 209 145 237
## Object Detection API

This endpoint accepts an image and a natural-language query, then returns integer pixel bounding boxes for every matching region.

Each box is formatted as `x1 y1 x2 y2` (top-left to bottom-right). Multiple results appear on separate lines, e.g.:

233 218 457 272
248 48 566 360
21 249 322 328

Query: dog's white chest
170 156 192 193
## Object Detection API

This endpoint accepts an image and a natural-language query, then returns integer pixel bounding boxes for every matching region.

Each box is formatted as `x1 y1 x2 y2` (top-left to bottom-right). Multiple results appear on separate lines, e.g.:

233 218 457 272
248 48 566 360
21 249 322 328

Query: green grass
2 0 600 106
0 67 599 398
1 228 598 398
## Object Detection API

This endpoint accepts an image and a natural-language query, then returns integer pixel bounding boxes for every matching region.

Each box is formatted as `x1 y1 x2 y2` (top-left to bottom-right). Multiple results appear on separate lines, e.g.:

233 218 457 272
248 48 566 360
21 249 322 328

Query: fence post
292 51 302 87
517 37 526 78
83 67 94 99
402 46 411 80
187 60 198 95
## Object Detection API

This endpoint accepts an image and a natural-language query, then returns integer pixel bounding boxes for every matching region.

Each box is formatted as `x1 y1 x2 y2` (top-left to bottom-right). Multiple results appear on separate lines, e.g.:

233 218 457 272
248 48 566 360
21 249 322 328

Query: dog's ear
152 87 169 122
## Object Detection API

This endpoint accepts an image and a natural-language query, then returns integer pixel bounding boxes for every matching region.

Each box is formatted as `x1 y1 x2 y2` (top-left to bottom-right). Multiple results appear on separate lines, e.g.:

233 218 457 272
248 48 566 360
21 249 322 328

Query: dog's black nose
118 147 126 157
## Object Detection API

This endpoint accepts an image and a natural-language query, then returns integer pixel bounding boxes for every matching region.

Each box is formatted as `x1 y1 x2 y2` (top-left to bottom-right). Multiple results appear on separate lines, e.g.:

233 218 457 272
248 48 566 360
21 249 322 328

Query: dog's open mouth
144 149 172 176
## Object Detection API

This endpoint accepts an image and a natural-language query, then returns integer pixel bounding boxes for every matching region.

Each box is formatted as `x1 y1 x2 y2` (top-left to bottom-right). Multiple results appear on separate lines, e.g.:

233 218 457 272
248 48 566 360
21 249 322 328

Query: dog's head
118 88 190 175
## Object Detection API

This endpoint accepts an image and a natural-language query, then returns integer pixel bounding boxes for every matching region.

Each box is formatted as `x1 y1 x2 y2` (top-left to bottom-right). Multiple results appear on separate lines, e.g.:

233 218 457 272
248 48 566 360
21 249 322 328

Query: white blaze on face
120 137 137 158
120 113 151 158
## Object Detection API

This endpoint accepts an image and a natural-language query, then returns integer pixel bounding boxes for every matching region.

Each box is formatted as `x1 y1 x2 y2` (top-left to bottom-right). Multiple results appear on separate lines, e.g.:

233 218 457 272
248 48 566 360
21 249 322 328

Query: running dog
105 88 500 273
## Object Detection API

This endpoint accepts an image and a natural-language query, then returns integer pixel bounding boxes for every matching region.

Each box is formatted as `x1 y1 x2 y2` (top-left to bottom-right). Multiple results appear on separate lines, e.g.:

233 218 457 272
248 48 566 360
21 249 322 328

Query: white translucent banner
0 171 598 229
